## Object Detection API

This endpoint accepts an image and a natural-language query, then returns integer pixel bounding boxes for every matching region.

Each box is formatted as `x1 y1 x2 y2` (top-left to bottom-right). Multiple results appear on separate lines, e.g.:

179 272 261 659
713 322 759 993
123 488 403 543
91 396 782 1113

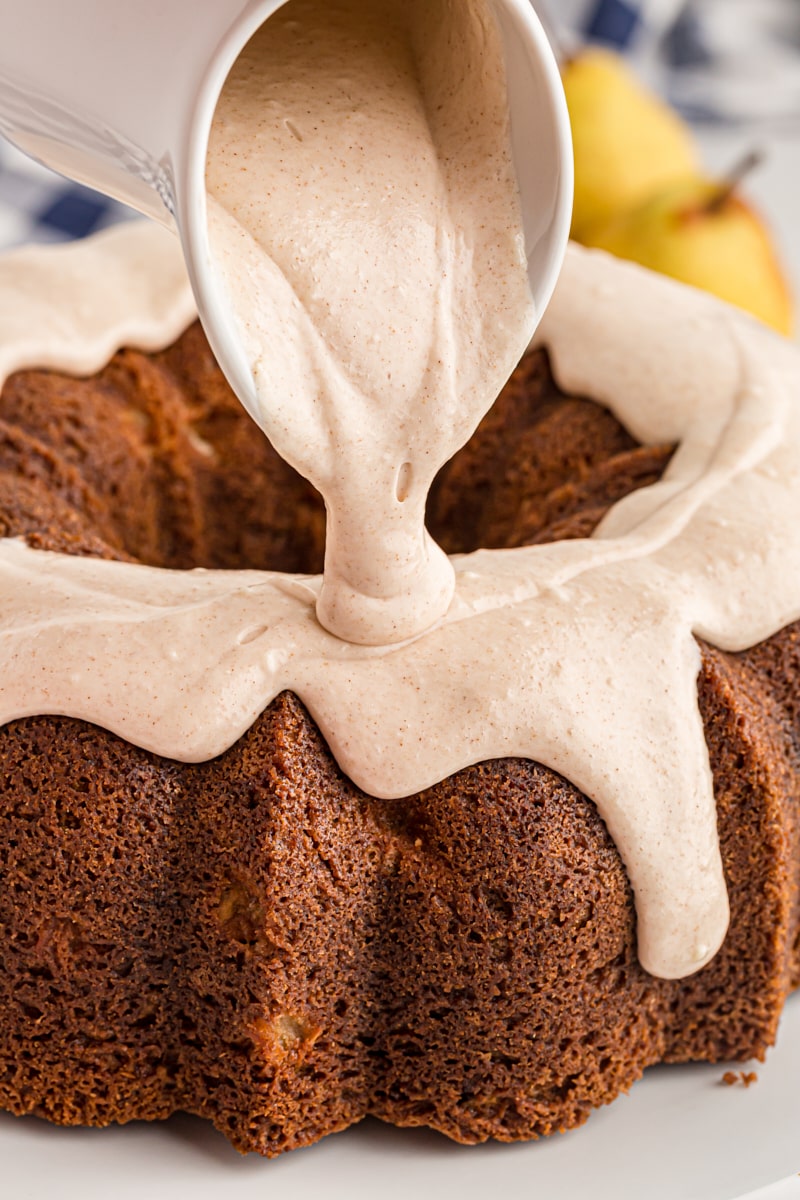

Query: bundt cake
0 224 799 1158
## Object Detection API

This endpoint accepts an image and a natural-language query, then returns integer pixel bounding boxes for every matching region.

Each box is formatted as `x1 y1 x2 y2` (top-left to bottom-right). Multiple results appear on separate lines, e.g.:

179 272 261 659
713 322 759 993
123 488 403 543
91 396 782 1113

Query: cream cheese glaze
205 0 536 646
2 223 800 981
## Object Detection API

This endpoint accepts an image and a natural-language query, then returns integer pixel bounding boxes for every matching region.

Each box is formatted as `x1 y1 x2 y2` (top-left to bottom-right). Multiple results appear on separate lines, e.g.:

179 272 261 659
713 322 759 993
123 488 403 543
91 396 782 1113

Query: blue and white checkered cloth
0 0 798 253
554 0 683 51
551 0 800 124
0 139 135 252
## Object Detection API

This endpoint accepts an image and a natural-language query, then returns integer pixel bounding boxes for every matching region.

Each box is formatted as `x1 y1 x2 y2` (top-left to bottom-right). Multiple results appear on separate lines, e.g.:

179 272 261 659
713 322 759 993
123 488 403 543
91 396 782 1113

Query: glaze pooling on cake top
1 223 800 982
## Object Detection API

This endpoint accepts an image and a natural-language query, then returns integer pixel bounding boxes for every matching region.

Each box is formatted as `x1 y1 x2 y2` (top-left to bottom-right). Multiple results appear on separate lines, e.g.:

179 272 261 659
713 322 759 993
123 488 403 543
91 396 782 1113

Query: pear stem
707 148 765 213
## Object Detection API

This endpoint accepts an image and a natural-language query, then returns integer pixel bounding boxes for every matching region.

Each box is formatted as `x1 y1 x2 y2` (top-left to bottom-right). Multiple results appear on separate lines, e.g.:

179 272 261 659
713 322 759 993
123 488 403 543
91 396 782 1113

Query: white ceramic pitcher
0 0 572 425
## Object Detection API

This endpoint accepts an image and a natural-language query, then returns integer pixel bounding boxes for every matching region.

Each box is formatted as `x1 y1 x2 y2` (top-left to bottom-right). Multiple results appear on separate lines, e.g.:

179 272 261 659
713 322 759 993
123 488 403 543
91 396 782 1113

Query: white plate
1 990 798 1200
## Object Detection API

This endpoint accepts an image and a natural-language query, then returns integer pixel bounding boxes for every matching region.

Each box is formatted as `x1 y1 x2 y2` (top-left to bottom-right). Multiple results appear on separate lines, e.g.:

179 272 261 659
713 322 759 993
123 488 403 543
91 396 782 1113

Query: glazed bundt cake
0 225 799 1157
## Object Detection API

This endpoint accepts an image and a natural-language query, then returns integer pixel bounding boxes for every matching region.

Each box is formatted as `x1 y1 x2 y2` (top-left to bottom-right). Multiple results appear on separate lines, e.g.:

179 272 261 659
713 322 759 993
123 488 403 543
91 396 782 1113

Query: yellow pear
563 49 699 241
584 176 794 336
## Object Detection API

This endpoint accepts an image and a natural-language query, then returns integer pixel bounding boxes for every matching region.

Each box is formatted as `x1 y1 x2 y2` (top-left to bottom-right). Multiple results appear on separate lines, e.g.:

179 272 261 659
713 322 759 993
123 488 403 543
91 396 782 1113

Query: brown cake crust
0 325 798 1155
